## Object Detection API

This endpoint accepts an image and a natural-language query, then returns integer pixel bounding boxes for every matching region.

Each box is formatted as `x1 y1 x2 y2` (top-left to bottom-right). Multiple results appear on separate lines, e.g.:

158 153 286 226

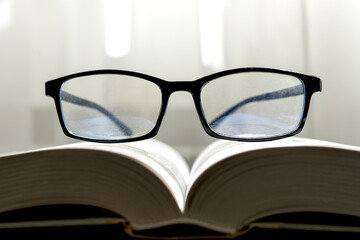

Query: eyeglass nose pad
190 93 213 135
149 92 170 137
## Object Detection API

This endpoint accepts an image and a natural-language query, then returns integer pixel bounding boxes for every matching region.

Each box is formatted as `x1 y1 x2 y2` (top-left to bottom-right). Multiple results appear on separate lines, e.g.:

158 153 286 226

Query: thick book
1 137 360 238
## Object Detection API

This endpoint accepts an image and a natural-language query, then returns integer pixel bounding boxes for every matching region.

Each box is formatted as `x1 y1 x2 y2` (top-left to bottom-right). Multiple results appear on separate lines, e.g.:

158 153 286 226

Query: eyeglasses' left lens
200 72 305 140
60 74 162 141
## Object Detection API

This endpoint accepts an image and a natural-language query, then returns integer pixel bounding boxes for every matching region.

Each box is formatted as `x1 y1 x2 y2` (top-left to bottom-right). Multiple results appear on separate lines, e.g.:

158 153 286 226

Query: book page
124 139 190 191
49 139 190 211
0 140 190 230
187 137 360 194
184 137 360 233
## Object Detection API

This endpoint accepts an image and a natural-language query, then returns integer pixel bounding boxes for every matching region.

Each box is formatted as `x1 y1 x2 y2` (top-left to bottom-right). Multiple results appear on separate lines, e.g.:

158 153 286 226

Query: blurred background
1 0 360 164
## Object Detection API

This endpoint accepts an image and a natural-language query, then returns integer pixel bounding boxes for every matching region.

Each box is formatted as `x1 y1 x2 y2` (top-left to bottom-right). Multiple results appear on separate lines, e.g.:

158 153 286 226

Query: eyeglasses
45 68 321 143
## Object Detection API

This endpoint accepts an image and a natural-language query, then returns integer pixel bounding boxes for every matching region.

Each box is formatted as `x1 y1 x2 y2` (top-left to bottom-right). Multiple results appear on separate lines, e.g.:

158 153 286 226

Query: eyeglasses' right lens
60 74 162 141
200 72 305 140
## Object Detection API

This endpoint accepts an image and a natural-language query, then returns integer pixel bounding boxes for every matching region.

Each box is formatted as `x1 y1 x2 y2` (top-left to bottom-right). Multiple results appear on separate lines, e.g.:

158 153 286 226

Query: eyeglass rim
45 67 322 143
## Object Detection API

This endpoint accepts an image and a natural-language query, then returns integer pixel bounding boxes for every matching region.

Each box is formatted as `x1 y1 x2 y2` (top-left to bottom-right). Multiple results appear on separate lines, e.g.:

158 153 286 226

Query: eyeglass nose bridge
165 81 202 95
159 80 208 131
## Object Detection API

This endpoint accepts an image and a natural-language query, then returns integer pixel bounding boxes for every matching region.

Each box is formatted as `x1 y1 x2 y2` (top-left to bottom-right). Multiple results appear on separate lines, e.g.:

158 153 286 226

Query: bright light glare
104 0 131 57
199 0 224 70
0 0 12 31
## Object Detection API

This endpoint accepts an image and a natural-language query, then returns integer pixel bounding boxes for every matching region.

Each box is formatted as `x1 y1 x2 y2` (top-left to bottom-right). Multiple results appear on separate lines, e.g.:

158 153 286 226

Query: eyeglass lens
60 75 162 140
200 72 305 139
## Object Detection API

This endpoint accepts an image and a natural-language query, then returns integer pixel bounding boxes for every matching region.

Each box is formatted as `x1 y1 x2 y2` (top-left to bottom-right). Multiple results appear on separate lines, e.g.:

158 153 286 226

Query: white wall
0 0 359 163
306 0 360 145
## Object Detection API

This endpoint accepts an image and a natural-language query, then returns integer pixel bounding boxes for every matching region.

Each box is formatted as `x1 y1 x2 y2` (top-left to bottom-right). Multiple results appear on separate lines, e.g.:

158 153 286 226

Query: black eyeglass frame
45 67 321 143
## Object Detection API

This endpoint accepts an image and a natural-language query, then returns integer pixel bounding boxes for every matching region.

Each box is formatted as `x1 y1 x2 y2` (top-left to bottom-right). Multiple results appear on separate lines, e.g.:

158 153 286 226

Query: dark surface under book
1 204 360 239
3 225 360 239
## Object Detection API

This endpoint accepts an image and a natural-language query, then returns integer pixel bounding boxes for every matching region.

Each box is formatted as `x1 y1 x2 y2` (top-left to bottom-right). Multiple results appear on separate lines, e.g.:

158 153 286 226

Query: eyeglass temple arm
60 91 133 136
209 84 304 129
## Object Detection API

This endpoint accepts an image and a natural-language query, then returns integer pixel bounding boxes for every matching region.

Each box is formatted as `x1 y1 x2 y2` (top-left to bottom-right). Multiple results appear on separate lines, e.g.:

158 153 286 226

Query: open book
1 137 360 238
